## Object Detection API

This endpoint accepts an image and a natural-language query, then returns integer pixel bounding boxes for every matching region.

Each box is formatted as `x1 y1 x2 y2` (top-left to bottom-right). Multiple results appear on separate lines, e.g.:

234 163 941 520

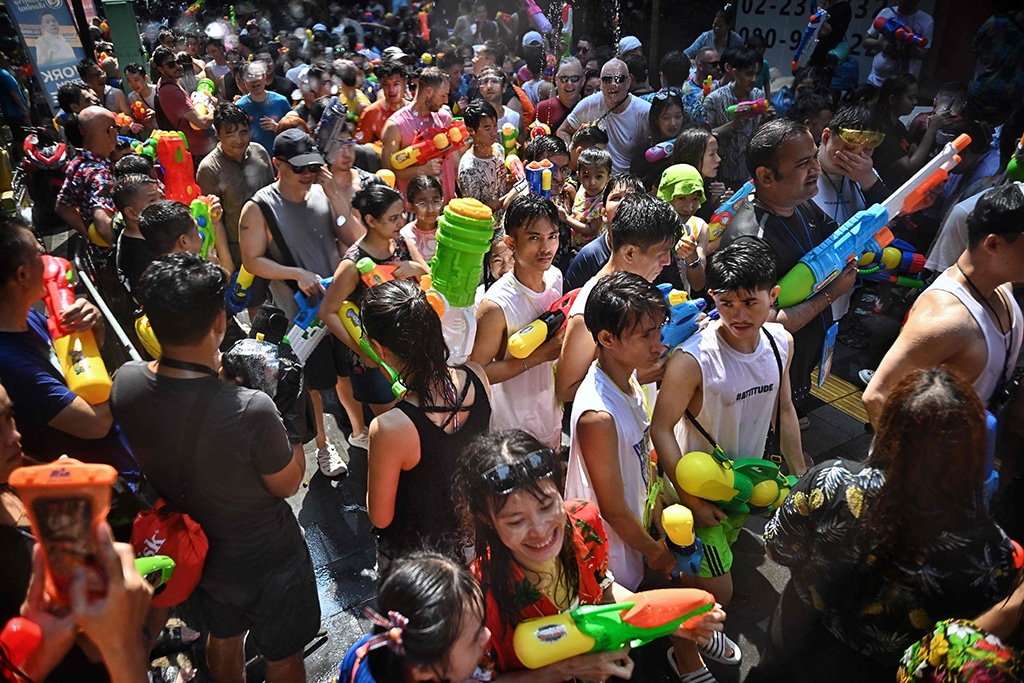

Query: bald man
55 105 118 244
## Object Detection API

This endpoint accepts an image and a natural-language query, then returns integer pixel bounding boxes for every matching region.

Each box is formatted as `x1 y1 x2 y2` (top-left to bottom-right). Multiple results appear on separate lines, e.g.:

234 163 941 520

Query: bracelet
685 255 702 269
522 358 529 372
823 290 834 305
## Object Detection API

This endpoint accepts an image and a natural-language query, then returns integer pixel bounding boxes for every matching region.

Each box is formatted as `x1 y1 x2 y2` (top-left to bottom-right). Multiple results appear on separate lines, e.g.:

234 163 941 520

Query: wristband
686 255 702 269
823 290 834 305
522 358 529 372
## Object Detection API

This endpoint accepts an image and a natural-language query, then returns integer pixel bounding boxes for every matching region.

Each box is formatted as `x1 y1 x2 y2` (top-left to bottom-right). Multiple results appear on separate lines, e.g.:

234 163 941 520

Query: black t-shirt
811 0 852 65
268 74 296 99
873 120 911 190
116 233 157 296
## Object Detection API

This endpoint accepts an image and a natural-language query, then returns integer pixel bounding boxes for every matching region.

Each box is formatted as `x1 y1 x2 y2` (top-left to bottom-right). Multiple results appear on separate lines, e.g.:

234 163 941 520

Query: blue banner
7 0 87 113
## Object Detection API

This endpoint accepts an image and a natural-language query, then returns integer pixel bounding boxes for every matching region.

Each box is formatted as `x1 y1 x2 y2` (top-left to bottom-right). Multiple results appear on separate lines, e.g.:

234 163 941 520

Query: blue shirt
684 30 745 59
236 91 292 154
0 67 27 119
565 234 611 291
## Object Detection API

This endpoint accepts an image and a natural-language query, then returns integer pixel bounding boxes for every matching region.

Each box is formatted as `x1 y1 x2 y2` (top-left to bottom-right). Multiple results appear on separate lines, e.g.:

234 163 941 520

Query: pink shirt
388 105 457 203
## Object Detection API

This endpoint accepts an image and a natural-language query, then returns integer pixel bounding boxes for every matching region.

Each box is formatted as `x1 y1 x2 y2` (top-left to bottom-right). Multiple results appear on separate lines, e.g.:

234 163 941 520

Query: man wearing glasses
686 48 722 105
235 60 291 156
535 57 582 132
557 58 650 174
151 45 216 160
55 106 118 245
813 106 889 227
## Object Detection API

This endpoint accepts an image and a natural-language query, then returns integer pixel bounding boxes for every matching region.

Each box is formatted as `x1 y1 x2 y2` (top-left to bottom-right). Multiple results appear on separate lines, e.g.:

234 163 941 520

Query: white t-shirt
925 192 981 273
399 220 438 262
497 106 520 136
128 87 156 110
566 361 652 590
866 7 934 85
566 92 651 174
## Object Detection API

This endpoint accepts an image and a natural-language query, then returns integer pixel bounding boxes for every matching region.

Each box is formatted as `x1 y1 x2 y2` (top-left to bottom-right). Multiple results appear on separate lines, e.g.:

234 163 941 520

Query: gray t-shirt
110 362 305 587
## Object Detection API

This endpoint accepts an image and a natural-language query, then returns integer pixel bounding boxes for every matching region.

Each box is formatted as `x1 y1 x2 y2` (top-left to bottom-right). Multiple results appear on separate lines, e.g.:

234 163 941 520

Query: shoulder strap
763 327 785 456
153 82 176 131
178 378 223 509
253 194 301 293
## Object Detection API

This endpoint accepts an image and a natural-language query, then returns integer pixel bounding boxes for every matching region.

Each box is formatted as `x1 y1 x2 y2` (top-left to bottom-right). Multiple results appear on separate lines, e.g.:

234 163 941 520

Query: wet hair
417 66 449 90
374 58 408 81
136 253 226 346
966 183 1024 247
669 122 714 178
139 200 196 256
608 192 682 252
454 429 577 633
570 124 609 149
706 236 777 293
940 119 990 156
648 90 684 142
719 46 760 73
111 173 159 212
213 102 250 131
825 105 882 134
0 217 38 286
352 184 404 226
659 51 690 88
577 146 612 174
438 51 461 70
76 58 100 81
603 172 645 203
123 62 147 78
361 280 453 409
57 81 93 112
875 72 918 127
622 52 647 84
522 46 545 77
477 64 505 87
151 46 177 70
406 174 443 205
503 194 559 237
746 118 811 178
462 99 498 130
522 134 569 164
113 153 155 178
367 551 485 680
585 271 668 343
788 91 834 129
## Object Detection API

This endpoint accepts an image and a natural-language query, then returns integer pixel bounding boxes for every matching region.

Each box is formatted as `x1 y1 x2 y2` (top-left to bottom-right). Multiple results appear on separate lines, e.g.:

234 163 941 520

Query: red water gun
507 289 580 358
114 112 132 127
391 120 469 170
873 16 928 48
131 100 148 122
154 132 202 205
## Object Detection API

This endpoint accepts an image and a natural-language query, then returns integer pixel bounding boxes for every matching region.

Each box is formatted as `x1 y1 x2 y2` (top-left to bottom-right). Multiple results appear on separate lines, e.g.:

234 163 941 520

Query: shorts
695 514 749 578
349 360 398 405
197 549 321 662
247 275 271 309
304 335 349 391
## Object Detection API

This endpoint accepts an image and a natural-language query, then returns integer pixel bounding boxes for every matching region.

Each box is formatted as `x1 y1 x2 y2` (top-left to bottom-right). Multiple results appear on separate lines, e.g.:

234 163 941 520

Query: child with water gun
457 101 515 222
657 164 710 293
567 147 611 248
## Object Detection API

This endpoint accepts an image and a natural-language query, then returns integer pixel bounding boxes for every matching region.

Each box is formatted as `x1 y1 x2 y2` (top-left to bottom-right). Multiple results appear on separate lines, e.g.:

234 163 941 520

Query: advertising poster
7 0 86 112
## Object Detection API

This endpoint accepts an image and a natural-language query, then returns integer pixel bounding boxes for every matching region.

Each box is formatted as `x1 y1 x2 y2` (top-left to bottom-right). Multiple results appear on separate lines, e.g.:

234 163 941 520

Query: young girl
479 232 514 297
360 280 492 565
566 146 611 248
670 123 726 221
656 163 709 292
457 100 513 224
455 429 727 681
400 175 443 262
322 185 431 414
632 90 685 190
335 551 490 683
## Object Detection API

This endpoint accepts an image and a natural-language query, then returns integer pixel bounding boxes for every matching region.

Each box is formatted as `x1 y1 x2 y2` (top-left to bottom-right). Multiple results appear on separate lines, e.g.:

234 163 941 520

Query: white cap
522 30 543 47
618 36 642 55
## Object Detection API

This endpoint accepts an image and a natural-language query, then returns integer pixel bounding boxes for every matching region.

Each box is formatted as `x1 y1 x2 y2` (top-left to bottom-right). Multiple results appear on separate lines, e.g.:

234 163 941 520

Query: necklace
957 264 1012 382
0 484 28 526
509 272 545 317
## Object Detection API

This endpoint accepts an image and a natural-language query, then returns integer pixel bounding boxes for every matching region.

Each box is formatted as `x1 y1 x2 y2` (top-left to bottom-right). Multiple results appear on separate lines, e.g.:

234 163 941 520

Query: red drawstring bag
131 499 208 607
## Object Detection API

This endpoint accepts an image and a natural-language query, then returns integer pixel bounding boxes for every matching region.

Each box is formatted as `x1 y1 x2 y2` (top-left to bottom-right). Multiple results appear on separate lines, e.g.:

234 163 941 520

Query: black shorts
350 361 398 405
197 549 321 662
247 276 271 309
304 334 349 390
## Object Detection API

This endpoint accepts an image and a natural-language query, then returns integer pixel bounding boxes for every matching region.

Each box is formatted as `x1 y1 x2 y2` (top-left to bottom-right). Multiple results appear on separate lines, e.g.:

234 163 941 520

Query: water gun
114 112 133 128
501 122 518 156
776 134 970 307
659 283 705 351
190 197 214 258
292 277 335 330
131 135 159 160
708 180 754 241
508 289 580 359
153 131 203 205
561 3 573 56
418 10 429 40
792 8 829 71
41 255 111 404
521 0 552 33
856 237 925 289
506 153 527 188
0 617 42 669
131 99 148 123
525 159 553 198
646 140 674 163
529 121 551 140
225 266 255 314
702 75 713 97
1005 132 1024 183
356 257 397 288
391 120 469 170
134 555 176 589
284 278 334 363
189 78 216 130
134 311 161 359
676 448 796 516
726 99 769 119
662 504 704 578
376 169 396 188
512 588 715 669
338 301 407 398
496 11 514 26
872 16 928 48
185 0 204 14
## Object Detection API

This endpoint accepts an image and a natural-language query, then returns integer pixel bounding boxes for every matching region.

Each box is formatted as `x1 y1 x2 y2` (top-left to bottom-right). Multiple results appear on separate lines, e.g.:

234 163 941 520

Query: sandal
698 630 742 666
798 416 811 431
150 625 201 659
666 647 718 682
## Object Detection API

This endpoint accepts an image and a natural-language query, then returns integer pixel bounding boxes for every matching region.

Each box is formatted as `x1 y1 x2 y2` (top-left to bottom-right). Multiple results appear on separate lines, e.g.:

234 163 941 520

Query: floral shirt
56 149 116 224
474 498 612 673
766 460 1016 664
899 619 1020 682
570 192 605 248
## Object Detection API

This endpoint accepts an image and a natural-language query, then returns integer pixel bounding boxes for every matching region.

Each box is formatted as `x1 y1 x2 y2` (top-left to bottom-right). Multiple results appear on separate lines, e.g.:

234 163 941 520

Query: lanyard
159 357 218 376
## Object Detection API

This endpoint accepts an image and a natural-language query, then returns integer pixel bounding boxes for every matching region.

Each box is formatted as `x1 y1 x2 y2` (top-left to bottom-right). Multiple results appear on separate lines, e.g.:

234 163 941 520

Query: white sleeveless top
566 362 652 591
674 321 789 460
927 270 1023 405
483 268 564 448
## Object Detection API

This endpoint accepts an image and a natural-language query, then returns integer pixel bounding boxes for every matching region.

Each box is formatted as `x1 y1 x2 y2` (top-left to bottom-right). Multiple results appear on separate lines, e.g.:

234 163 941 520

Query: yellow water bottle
53 332 111 404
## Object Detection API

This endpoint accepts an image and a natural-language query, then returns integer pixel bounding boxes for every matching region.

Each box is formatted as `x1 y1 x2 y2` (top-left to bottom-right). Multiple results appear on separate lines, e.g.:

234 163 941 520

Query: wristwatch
685 255 702 269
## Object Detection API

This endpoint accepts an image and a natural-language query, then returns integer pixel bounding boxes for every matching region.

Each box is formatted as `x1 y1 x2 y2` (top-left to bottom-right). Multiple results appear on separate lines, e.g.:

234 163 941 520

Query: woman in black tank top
359 281 493 563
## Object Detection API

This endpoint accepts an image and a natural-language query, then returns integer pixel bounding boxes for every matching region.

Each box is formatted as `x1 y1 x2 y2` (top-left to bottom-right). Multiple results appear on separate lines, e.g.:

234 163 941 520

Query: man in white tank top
651 237 804 678
864 184 1024 426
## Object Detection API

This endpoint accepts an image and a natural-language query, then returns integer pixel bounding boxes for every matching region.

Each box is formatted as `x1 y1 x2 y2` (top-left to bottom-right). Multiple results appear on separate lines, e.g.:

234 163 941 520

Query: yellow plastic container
512 612 597 669
53 332 111 404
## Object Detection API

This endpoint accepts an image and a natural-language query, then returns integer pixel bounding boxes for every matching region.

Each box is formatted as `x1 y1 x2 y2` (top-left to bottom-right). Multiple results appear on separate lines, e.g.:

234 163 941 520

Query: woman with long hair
631 90 685 190
754 369 1017 682
357 280 492 566
668 122 726 222
455 428 726 681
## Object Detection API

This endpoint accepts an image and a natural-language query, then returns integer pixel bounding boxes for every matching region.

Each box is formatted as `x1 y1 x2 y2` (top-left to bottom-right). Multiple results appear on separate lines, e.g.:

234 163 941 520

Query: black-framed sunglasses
288 162 323 174
557 75 582 84
601 74 627 84
481 448 557 495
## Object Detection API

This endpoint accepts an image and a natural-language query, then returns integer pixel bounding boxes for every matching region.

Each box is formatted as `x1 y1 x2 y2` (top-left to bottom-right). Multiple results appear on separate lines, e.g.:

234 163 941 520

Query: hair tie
363 608 410 656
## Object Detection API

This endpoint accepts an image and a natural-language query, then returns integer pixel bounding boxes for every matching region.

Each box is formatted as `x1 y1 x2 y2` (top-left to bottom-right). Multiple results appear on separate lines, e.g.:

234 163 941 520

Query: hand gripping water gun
872 16 928 48
676 448 796 517
501 122 519 156
427 198 495 365
42 255 111 404
131 99 148 123
284 277 334 363
659 284 706 351
114 112 133 128
776 133 971 308
512 588 715 669
526 159 553 199
391 119 469 170
508 289 580 358
726 99 769 119
153 131 203 205
792 8 829 71
1005 132 1024 183
225 266 255 314
646 139 674 164
338 300 407 398
708 180 754 242
190 197 215 258
521 0 552 33
189 78 216 130
506 153 527 185
856 237 926 289
662 504 704 578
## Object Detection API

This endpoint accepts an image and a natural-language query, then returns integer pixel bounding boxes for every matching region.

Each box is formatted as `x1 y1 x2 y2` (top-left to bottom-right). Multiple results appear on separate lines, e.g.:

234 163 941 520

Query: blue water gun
658 283 706 351
792 7 829 71
292 277 335 330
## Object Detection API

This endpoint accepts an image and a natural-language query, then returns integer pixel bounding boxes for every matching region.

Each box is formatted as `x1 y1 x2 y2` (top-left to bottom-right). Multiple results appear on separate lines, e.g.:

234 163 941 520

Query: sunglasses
701 60 720 67
557 75 582 84
481 448 556 495
654 88 682 100
837 127 885 148
479 77 504 86
288 162 323 174
601 74 627 84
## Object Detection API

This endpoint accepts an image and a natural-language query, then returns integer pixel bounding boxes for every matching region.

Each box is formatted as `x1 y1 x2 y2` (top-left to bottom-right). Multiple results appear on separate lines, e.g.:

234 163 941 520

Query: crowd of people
2 0 1024 681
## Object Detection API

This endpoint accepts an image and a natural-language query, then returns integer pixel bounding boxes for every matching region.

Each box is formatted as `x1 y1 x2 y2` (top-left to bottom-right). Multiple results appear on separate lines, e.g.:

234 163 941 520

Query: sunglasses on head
481 448 556 495
601 74 627 84
288 162 323 174
654 88 682 100
837 127 885 148
557 75 581 84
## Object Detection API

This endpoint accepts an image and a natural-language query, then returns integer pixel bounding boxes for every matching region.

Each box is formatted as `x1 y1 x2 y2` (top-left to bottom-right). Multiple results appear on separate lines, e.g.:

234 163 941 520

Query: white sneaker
317 443 348 477
348 430 369 450
858 368 876 387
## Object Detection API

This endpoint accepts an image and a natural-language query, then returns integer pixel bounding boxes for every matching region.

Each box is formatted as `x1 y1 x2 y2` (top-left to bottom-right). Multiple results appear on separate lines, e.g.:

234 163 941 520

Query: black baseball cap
273 128 325 165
